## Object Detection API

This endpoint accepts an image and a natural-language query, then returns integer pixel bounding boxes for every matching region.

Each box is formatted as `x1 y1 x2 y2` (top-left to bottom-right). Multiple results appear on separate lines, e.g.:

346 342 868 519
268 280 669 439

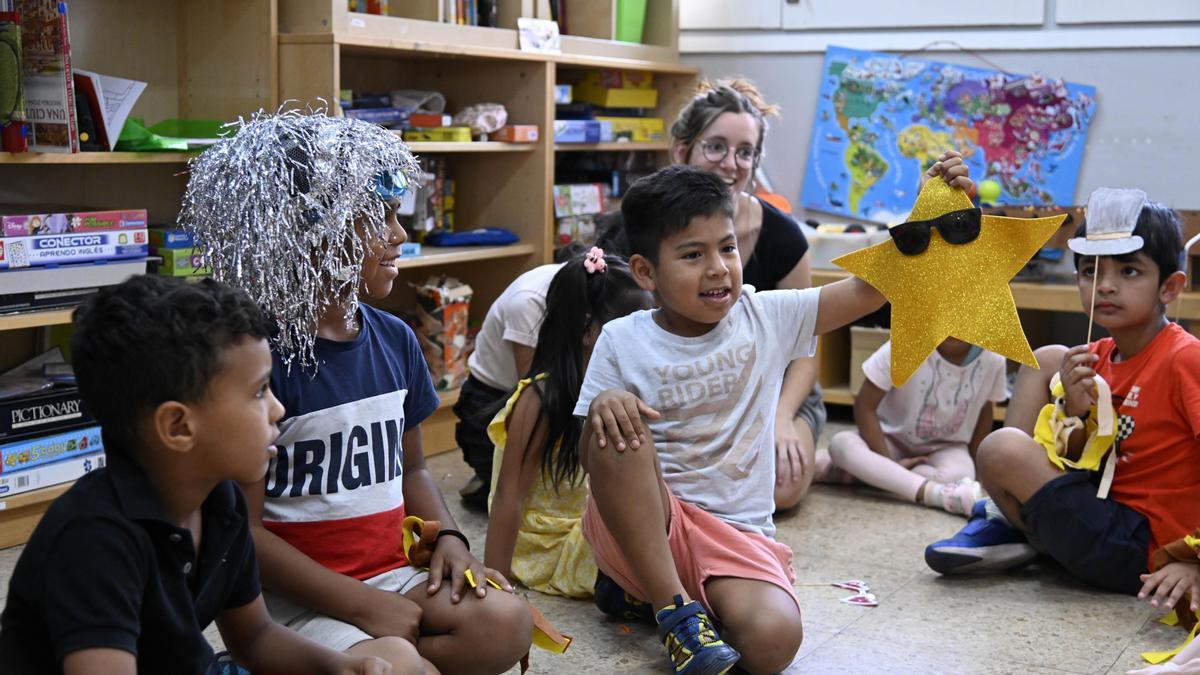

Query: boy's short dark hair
71 276 274 454
620 165 734 262
1073 201 1184 283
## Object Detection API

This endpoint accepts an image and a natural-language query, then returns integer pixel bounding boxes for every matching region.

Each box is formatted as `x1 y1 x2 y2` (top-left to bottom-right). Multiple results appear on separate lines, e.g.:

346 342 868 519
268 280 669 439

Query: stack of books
0 353 104 499
0 208 149 315
555 69 665 143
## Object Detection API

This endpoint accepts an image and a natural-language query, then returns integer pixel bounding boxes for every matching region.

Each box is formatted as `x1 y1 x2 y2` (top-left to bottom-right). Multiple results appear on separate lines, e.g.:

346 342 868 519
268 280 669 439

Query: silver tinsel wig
177 110 420 368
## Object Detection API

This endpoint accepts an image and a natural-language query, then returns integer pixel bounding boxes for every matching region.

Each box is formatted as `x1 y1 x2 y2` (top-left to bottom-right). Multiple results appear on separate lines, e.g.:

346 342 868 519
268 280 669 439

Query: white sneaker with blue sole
925 499 1038 574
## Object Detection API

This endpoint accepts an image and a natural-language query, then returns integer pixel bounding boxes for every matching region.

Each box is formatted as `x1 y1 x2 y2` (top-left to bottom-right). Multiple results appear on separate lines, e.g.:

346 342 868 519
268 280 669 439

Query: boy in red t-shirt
925 188 1200 596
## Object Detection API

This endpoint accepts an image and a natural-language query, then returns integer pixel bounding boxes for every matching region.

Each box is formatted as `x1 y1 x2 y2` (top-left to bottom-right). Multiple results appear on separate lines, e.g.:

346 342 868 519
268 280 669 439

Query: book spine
58 1 76 151
0 450 104 498
0 228 149 269
0 387 91 440
0 424 103 474
2 208 148 238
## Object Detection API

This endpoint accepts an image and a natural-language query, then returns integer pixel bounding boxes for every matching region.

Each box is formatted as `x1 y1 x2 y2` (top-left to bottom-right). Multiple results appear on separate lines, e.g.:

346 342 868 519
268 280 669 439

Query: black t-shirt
742 196 810 292
0 454 261 674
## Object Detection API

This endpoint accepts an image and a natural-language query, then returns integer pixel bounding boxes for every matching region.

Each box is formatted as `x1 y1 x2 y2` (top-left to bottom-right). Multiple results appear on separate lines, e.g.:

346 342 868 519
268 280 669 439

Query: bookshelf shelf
0 309 76 331
556 141 671 152
394 244 537 270
437 387 460 411
0 151 196 165
406 141 536 153
0 483 74 550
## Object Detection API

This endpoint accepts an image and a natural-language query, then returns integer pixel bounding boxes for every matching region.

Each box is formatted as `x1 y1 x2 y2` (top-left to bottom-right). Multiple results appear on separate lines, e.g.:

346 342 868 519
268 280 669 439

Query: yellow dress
487 375 596 599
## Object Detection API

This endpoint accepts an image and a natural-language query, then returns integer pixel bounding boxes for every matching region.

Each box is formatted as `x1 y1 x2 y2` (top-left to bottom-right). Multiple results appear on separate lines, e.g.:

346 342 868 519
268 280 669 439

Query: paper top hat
1068 188 1147 256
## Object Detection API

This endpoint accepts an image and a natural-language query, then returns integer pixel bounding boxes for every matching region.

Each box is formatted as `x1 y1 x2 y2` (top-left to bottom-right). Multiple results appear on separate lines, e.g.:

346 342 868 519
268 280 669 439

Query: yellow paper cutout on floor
1143 615 1200 665
833 179 1065 386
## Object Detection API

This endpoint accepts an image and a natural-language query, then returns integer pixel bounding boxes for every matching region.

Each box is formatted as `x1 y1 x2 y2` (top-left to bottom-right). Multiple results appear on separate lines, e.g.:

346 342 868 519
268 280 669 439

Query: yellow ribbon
1033 372 1118 497
1143 611 1200 664
400 516 572 660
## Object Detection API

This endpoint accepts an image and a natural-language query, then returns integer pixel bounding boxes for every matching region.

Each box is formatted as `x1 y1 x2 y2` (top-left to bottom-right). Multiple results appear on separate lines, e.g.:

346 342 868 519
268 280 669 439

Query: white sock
920 480 945 507
983 497 1010 524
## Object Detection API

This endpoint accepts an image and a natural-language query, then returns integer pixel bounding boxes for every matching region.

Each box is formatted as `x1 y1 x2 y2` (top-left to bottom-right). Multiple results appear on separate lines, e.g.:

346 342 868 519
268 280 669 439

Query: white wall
678 1 1200 216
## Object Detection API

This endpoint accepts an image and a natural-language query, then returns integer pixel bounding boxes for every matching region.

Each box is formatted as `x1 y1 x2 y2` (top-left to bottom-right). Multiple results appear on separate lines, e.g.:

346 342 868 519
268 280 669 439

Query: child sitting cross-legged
577 158 971 675
483 249 652 598
925 189 1200 600
179 112 532 675
0 276 405 675
822 336 1005 515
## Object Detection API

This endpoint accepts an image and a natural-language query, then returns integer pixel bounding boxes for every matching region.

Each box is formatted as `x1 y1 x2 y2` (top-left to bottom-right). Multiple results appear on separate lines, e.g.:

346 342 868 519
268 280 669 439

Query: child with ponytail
484 248 652 598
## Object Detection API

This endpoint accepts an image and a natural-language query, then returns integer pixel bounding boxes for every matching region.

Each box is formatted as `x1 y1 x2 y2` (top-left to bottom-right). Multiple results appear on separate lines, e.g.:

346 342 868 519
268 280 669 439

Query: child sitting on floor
823 336 1005 515
179 112 532 675
925 189 1200 600
0 276 405 675
484 249 652 599
577 157 971 675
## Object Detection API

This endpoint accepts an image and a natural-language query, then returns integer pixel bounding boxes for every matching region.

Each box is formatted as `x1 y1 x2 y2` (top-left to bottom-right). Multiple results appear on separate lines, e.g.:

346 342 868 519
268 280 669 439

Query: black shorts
1021 470 1150 594
452 374 509 481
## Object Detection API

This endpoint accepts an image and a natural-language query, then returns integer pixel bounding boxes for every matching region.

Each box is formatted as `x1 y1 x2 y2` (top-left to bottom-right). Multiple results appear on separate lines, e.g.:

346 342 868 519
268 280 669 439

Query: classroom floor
0 416 1184 674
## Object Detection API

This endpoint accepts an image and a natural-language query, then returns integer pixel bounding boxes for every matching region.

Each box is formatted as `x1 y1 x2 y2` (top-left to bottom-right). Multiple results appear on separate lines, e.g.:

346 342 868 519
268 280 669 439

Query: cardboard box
574 85 658 109
594 116 665 142
553 119 613 143
582 69 654 89
149 227 194 250
404 127 473 142
2 208 148 238
488 125 539 143
155 247 211 277
413 277 473 390
849 326 891 394
409 113 452 128
552 184 605 217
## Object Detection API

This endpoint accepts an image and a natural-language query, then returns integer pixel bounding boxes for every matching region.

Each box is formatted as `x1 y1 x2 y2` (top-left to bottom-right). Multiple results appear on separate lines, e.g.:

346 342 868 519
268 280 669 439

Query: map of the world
801 46 1096 223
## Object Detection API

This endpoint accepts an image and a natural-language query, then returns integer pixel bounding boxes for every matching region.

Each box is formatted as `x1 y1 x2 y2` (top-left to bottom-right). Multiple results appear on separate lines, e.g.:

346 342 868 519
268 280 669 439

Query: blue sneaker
655 595 740 675
925 499 1037 574
594 572 654 623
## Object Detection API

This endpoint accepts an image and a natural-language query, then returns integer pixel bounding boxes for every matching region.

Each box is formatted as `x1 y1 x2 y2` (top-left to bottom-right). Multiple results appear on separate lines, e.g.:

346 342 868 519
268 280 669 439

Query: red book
17 0 77 153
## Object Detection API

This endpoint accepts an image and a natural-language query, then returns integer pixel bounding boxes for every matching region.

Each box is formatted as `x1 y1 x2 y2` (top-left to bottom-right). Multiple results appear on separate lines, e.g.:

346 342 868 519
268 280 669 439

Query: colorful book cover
16 0 76 153
1 207 148 237
0 386 91 441
0 450 103 498
0 11 24 126
0 424 102 474
0 228 148 269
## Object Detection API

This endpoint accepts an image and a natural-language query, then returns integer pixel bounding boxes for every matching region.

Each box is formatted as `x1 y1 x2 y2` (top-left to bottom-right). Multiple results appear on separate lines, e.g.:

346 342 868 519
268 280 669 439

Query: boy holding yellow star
925 189 1200 603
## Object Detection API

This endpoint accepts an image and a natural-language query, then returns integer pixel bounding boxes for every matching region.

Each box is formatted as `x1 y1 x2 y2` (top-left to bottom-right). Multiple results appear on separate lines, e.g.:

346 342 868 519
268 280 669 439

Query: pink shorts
582 485 799 618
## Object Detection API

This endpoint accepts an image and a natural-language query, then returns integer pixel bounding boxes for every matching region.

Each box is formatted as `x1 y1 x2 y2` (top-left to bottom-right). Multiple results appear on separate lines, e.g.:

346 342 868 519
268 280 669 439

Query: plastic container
616 0 647 43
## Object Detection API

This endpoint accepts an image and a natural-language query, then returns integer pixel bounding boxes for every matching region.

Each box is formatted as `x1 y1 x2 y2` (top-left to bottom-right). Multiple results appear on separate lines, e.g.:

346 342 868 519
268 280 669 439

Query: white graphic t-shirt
862 340 1007 453
575 286 820 537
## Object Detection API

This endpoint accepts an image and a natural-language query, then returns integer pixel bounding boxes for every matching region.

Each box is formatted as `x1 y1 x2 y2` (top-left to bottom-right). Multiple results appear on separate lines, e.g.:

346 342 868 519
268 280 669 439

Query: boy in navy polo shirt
0 275 411 674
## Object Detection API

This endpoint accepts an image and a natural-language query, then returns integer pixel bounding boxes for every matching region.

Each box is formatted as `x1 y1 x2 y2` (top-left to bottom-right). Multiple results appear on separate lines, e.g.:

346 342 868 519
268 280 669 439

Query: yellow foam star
833 179 1066 386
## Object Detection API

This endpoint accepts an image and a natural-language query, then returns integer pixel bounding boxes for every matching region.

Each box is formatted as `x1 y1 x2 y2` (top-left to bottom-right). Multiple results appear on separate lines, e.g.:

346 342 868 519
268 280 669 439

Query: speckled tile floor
0 417 1183 674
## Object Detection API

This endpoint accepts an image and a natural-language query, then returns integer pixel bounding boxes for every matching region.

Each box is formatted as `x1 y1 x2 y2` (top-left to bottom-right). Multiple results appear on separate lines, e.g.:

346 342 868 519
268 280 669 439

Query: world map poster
801 46 1096 223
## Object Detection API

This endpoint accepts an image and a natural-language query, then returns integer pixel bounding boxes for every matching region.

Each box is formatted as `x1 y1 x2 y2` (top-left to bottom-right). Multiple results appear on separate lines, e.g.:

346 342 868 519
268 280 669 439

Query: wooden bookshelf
0 483 73 550
394 244 537 269
0 309 75 332
0 151 197 164
406 141 536 153
556 141 671 152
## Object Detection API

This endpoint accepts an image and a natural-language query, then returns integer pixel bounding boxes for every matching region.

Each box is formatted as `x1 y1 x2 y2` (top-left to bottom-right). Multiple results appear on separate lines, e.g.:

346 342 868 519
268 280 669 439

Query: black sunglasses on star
888 207 982 256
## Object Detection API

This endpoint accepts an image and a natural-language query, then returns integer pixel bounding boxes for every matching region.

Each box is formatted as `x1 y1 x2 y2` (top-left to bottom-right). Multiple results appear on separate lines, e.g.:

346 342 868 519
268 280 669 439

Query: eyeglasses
888 207 982 256
697 139 759 168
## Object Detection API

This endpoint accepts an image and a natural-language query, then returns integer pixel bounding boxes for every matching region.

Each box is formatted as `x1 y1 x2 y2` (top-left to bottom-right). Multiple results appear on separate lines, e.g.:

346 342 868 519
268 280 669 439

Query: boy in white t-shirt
823 337 1007 515
576 159 971 675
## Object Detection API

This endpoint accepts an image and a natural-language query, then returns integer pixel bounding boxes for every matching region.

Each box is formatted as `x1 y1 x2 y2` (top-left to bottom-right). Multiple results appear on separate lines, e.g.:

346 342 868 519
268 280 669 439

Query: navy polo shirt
0 452 261 674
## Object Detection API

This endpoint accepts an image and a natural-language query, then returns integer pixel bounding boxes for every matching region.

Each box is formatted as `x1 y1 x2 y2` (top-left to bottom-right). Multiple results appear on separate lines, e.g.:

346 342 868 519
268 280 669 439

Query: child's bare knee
726 609 803 674
349 636 424 675
977 428 1032 476
460 592 533 669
